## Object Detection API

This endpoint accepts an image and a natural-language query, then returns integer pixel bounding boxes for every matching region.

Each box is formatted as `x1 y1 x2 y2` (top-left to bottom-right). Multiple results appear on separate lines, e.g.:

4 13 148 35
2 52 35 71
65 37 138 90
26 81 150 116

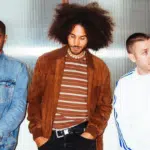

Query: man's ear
128 53 136 63
4 35 7 43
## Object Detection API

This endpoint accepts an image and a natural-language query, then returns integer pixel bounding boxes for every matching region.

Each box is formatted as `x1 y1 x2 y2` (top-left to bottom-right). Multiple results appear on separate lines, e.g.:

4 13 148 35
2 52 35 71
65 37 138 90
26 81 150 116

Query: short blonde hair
126 33 150 53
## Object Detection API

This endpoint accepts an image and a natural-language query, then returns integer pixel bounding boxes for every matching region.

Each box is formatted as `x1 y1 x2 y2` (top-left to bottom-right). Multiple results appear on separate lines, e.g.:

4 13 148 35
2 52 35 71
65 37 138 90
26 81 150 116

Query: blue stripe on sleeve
113 94 132 150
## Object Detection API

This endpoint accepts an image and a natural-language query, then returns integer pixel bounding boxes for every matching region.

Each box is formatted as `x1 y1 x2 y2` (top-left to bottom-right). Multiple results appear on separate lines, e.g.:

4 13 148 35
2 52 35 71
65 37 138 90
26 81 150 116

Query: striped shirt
53 54 88 129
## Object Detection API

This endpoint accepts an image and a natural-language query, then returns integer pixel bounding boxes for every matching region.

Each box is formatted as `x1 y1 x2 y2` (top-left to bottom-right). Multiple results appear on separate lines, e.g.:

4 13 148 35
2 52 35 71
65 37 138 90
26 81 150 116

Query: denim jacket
0 53 28 150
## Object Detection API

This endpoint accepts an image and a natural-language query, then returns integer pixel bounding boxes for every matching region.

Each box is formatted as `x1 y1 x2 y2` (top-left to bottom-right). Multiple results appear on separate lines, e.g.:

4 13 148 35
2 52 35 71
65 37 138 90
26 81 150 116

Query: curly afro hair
48 2 114 51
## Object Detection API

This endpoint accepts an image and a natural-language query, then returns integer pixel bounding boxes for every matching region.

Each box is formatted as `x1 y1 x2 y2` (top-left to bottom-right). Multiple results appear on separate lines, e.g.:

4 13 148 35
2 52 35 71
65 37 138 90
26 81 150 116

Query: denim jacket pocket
0 80 15 104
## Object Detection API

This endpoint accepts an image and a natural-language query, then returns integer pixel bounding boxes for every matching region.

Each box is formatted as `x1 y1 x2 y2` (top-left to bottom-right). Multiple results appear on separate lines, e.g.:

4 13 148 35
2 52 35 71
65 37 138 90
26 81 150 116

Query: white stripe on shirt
63 77 87 82
65 62 87 67
54 120 74 123
60 92 87 97
61 84 88 90
64 69 87 75
59 100 87 105
57 107 88 112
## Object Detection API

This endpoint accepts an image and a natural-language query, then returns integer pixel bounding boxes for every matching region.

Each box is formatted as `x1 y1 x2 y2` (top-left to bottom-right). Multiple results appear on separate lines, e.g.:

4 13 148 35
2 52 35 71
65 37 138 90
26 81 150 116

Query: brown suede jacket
27 45 112 150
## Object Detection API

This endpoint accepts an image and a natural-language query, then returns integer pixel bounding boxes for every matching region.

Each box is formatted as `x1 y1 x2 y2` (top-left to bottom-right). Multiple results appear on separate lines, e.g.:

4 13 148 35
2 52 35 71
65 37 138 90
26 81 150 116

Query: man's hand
35 137 48 147
81 132 95 140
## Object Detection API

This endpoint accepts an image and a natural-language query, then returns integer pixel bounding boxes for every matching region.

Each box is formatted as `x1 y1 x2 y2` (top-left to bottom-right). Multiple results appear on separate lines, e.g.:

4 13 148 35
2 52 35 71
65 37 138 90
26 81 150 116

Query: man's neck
67 49 86 60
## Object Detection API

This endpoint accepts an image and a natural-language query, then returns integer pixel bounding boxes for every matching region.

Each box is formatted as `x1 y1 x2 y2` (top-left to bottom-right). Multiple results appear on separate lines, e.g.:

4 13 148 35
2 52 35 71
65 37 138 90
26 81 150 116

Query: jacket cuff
85 124 101 139
32 128 43 140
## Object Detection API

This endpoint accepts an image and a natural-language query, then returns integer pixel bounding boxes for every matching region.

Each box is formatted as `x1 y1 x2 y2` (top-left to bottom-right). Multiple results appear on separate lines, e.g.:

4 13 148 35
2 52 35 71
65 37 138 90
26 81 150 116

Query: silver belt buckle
56 129 69 138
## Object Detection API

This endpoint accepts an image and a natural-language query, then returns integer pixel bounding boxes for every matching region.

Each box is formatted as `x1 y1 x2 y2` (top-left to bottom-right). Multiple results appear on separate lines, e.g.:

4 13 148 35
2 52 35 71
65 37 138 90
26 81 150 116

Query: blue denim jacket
0 53 28 150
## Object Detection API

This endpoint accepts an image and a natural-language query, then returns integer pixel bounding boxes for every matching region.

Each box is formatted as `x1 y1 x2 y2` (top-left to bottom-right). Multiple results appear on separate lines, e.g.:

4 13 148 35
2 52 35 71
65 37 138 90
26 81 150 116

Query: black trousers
38 123 96 150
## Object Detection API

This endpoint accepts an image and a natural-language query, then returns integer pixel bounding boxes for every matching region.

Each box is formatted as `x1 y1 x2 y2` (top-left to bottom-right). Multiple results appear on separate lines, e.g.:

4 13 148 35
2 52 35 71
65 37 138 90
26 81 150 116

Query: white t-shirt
114 68 150 150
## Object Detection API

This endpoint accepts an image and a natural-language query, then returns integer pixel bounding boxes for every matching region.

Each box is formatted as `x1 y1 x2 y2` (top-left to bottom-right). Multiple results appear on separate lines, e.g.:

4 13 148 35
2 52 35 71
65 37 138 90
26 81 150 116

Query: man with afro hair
28 2 114 150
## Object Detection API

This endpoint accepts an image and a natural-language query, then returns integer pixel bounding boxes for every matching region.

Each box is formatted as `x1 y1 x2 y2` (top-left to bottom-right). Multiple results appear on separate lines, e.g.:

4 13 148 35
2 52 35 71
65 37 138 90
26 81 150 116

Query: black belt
52 121 88 138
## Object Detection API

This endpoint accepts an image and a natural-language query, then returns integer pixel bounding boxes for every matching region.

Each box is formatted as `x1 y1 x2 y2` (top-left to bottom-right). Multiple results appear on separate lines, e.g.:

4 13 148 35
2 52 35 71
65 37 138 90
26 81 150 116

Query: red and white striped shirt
53 54 88 129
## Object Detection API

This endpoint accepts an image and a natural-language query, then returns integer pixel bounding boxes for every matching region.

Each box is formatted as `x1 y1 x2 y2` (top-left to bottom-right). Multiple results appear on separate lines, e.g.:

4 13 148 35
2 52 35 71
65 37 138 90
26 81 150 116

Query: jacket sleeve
103 108 120 149
27 57 46 140
0 64 28 137
113 81 131 149
85 65 112 138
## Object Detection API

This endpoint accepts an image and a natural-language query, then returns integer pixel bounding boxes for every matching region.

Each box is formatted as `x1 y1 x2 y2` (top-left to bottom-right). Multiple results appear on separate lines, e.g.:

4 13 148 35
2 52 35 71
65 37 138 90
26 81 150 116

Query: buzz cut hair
126 33 150 53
